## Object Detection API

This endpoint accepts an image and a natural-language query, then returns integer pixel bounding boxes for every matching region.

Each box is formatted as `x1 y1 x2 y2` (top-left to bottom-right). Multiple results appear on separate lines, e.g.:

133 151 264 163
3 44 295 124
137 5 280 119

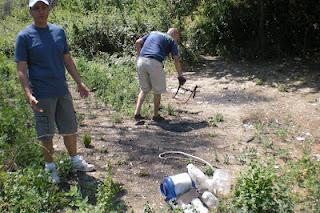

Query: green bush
0 54 42 169
208 113 224 126
96 163 125 211
0 167 68 212
286 155 320 212
82 132 92 148
232 160 293 213
0 3 30 57
76 55 139 114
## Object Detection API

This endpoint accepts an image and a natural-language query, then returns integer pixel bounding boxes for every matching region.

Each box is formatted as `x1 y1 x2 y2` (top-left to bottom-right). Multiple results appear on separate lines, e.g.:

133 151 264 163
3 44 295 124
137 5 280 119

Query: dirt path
55 56 320 211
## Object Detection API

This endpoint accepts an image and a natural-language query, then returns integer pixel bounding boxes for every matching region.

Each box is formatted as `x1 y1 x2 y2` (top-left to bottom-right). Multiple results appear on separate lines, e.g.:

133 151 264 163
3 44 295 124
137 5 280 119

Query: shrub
232 160 293 213
208 113 224 126
0 54 42 169
82 132 92 148
76 55 139 114
0 167 68 212
96 163 125 211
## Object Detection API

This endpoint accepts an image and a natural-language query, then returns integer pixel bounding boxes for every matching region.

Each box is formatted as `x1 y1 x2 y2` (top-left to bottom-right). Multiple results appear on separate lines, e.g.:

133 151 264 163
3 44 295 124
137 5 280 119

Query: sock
45 162 56 170
70 155 81 163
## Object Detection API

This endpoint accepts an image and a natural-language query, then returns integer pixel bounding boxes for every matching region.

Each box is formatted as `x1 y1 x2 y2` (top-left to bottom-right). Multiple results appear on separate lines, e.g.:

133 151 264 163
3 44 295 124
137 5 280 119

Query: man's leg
57 95 95 172
63 134 77 157
41 139 60 183
63 134 95 172
147 59 165 119
154 93 161 117
134 90 148 116
42 140 54 162
34 97 61 183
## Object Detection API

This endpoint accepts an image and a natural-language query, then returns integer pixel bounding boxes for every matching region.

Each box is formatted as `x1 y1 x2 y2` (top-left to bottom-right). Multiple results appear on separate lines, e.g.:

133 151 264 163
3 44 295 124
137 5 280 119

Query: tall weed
76 55 139 115
231 160 293 212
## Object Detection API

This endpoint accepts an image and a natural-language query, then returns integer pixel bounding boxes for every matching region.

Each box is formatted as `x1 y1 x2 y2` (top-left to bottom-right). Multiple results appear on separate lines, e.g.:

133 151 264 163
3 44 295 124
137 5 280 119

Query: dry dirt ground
55 56 320 212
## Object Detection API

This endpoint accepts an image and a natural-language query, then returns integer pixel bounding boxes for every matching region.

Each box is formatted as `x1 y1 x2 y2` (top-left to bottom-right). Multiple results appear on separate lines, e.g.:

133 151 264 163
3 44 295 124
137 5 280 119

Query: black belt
145 56 163 63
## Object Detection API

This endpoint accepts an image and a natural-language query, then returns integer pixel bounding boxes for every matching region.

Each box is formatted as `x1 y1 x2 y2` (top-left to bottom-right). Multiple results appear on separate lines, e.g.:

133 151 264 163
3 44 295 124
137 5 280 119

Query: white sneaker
72 156 95 172
45 164 61 184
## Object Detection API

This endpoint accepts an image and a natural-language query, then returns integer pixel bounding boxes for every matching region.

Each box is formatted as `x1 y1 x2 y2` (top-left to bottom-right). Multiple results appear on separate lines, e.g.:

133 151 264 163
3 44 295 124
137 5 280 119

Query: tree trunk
258 0 265 57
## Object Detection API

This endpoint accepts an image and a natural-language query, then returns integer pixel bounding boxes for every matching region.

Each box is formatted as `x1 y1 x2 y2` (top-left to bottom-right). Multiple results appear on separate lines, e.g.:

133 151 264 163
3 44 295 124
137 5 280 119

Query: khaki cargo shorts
33 94 77 142
136 57 166 94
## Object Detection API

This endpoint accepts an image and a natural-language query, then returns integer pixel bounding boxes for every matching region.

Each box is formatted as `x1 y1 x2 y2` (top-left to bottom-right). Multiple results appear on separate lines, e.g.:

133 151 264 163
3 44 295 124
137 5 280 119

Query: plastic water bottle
208 169 232 196
201 191 219 209
187 164 209 190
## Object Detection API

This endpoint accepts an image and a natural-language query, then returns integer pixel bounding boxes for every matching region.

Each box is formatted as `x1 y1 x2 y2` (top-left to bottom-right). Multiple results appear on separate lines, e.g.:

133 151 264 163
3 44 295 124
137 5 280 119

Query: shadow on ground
201 90 273 105
189 56 320 93
150 120 208 132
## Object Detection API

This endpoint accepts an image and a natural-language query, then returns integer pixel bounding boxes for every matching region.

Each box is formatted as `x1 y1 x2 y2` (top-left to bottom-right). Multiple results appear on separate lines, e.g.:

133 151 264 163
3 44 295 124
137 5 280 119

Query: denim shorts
33 94 78 142
136 57 166 94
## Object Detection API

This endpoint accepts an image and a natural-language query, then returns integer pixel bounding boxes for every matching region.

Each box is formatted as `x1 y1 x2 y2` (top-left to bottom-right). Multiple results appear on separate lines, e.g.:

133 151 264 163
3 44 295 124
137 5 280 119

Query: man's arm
135 38 144 57
64 53 89 98
17 61 42 112
173 55 183 77
173 55 187 85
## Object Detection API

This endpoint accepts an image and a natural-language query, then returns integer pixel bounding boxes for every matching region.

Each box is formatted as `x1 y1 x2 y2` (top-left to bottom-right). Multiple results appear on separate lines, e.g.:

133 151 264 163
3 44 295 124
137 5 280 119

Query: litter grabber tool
173 84 199 103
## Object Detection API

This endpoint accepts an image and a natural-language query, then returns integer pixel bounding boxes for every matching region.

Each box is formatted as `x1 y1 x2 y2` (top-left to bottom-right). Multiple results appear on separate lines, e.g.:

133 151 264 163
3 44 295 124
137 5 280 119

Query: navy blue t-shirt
140 31 179 62
14 23 69 99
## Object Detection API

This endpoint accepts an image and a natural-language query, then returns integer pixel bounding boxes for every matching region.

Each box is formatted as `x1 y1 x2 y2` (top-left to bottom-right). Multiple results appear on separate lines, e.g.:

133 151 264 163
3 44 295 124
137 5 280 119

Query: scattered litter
191 198 208 213
160 165 232 211
159 152 232 211
295 132 312 141
178 188 199 204
187 164 209 190
312 154 320 161
201 191 219 209
210 169 232 196
160 173 194 201
243 123 254 129
296 136 305 141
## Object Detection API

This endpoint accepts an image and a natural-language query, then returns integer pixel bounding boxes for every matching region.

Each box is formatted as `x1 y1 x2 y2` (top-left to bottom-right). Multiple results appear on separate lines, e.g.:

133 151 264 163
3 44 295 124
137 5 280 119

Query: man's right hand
28 95 43 112
178 76 186 86
77 82 90 98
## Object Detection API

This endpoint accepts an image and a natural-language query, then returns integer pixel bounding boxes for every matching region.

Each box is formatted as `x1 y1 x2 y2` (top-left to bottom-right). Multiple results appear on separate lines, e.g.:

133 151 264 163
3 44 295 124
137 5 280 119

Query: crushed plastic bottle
181 203 194 213
207 169 232 196
186 164 209 190
201 191 219 209
191 198 209 213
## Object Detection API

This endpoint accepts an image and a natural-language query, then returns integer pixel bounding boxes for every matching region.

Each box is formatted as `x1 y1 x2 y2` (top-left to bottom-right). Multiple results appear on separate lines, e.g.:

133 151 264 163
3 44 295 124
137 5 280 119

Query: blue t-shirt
14 23 69 99
140 31 179 63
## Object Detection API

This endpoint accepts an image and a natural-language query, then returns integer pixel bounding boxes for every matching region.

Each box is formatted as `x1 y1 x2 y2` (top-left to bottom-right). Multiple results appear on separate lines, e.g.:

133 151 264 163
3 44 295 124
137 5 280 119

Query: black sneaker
152 115 165 122
134 114 145 121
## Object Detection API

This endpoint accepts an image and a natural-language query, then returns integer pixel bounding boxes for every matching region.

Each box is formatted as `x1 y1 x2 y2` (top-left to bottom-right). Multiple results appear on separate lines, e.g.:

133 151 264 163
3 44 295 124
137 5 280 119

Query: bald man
134 28 186 122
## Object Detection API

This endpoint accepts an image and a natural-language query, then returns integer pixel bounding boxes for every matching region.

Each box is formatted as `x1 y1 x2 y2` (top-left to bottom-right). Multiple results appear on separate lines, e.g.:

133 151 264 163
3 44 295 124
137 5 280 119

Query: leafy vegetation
82 132 92 148
232 160 293 212
208 113 224 126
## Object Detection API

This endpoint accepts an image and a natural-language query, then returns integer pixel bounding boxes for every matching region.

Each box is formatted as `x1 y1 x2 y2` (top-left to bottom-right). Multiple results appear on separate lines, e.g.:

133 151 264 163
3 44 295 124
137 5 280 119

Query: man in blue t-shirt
134 28 186 122
15 0 95 183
